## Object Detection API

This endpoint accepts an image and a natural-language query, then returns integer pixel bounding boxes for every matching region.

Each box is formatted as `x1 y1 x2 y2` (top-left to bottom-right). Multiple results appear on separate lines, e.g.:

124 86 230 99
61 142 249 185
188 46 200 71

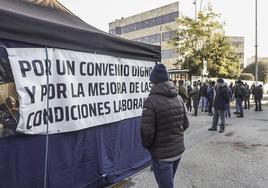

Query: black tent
0 0 160 62
0 0 160 187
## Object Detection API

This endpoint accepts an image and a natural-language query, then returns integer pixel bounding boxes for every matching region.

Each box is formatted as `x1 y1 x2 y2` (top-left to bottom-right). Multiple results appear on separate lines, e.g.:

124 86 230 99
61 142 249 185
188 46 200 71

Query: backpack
239 85 247 99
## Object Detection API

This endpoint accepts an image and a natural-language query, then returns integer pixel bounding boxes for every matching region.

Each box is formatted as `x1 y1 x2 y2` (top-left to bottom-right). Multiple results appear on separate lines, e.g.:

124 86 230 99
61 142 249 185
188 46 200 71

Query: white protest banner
7 48 155 134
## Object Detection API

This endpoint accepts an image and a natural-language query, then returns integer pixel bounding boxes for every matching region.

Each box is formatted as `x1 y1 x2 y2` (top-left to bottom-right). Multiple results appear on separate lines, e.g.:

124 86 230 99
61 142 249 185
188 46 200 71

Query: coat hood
150 81 178 98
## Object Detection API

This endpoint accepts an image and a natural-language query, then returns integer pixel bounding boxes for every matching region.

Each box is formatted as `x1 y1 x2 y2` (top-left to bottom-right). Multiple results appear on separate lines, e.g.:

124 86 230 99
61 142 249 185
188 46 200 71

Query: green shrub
238 73 255 81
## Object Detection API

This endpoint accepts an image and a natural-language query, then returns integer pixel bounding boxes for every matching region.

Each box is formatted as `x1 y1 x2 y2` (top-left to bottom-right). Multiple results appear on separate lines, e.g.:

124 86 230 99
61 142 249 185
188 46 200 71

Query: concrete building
228 36 245 68
109 2 179 70
109 2 244 70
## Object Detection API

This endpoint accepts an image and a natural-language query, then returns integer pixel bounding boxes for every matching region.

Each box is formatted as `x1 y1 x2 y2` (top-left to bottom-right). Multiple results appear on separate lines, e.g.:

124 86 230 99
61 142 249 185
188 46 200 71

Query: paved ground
113 99 268 188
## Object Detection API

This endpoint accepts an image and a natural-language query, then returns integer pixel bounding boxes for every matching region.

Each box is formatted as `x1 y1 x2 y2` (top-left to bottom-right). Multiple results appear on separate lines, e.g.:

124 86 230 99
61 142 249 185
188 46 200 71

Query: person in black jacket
140 64 189 188
208 78 230 133
234 80 246 117
254 84 263 111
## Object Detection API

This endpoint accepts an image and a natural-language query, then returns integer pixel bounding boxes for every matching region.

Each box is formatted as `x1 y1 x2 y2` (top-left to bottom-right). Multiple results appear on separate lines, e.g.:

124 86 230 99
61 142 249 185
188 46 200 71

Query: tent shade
0 0 161 62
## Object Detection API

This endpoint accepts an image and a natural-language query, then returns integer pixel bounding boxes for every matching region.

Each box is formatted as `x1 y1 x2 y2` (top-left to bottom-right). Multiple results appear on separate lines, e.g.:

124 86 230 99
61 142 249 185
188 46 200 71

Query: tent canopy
0 0 161 62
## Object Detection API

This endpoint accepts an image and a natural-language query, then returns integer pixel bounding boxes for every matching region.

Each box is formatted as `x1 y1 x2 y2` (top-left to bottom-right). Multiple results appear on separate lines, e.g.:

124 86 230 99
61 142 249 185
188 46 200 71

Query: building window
132 31 175 44
117 11 179 34
162 31 175 41
161 49 177 59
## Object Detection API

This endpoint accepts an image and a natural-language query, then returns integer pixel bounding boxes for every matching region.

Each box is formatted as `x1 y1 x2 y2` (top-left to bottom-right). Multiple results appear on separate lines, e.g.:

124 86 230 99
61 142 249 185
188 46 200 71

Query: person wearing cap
140 63 189 188
208 78 230 133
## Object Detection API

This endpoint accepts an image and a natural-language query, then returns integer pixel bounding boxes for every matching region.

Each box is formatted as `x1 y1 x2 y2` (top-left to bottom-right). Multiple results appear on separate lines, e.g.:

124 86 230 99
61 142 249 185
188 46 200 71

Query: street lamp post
193 0 197 20
255 0 258 85
160 25 162 61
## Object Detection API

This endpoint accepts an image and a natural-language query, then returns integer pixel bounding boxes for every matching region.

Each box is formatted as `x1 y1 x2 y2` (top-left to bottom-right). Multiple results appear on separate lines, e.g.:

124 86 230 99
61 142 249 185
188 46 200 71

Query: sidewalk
114 103 268 188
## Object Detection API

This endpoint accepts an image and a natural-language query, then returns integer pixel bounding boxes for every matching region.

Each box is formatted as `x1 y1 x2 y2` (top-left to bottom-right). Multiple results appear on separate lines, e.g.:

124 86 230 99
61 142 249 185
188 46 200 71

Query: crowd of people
140 64 265 188
172 78 264 133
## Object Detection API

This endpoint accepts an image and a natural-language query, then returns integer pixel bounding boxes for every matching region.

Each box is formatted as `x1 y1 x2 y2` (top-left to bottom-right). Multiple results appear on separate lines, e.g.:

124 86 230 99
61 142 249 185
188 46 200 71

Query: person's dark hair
217 78 224 84
210 81 216 86
5 96 16 109
178 80 184 85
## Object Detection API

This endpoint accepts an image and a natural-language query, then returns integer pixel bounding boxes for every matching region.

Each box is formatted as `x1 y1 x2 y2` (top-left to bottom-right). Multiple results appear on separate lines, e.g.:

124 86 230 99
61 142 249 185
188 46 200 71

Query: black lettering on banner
27 112 34 129
32 60 44 76
56 60 75 75
19 60 31 77
114 98 145 113
24 101 113 131
71 83 85 98
104 101 111 115
41 84 67 101
77 104 81 119
56 83 67 99
97 102 104 115
40 84 56 101
140 82 151 93
25 86 36 103
81 104 89 118
99 83 105 95
33 110 42 127
70 105 78 120
88 83 98 96
108 64 114 76
123 65 130 76
80 61 86 76
87 62 95 76
48 84 55 100
129 82 139 93
65 106 70 121
88 82 127 96
88 103 97 117
54 107 64 122
132 66 152 77
43 108 54 124
41 85 47 102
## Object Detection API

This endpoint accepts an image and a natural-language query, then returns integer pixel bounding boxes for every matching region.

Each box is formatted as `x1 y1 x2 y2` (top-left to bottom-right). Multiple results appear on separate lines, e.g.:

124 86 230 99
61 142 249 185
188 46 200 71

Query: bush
242 62 268 83
238 73 255 81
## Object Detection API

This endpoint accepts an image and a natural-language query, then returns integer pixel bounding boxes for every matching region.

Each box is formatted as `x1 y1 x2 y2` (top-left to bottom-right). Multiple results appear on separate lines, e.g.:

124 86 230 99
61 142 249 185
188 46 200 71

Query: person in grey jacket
140 64 189 188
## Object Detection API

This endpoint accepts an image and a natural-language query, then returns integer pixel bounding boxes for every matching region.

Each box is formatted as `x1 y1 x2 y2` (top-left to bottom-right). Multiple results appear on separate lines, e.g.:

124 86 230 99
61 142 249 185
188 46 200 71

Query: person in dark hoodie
234 80 246 117
208 78 230 133
254 84 263 111
140 64 189 188
207 80 215 116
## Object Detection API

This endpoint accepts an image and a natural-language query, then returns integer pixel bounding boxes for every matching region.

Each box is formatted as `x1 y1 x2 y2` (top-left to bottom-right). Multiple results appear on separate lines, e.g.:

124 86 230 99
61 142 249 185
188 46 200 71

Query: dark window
115 27 122 35
162 31 176 41
161 49 177 59
133 31 175 44
119 11 179 34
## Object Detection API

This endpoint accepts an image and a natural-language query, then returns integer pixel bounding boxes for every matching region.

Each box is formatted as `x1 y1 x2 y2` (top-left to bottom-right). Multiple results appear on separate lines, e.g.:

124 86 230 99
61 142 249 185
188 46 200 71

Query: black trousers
186 97 192 112
244 98 250 109
193 99 199 115
208 97 213 114
255 99 262 110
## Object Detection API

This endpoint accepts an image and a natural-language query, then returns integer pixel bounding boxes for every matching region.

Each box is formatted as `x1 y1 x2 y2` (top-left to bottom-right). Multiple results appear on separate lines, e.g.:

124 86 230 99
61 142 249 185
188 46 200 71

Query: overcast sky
58 0 268 60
